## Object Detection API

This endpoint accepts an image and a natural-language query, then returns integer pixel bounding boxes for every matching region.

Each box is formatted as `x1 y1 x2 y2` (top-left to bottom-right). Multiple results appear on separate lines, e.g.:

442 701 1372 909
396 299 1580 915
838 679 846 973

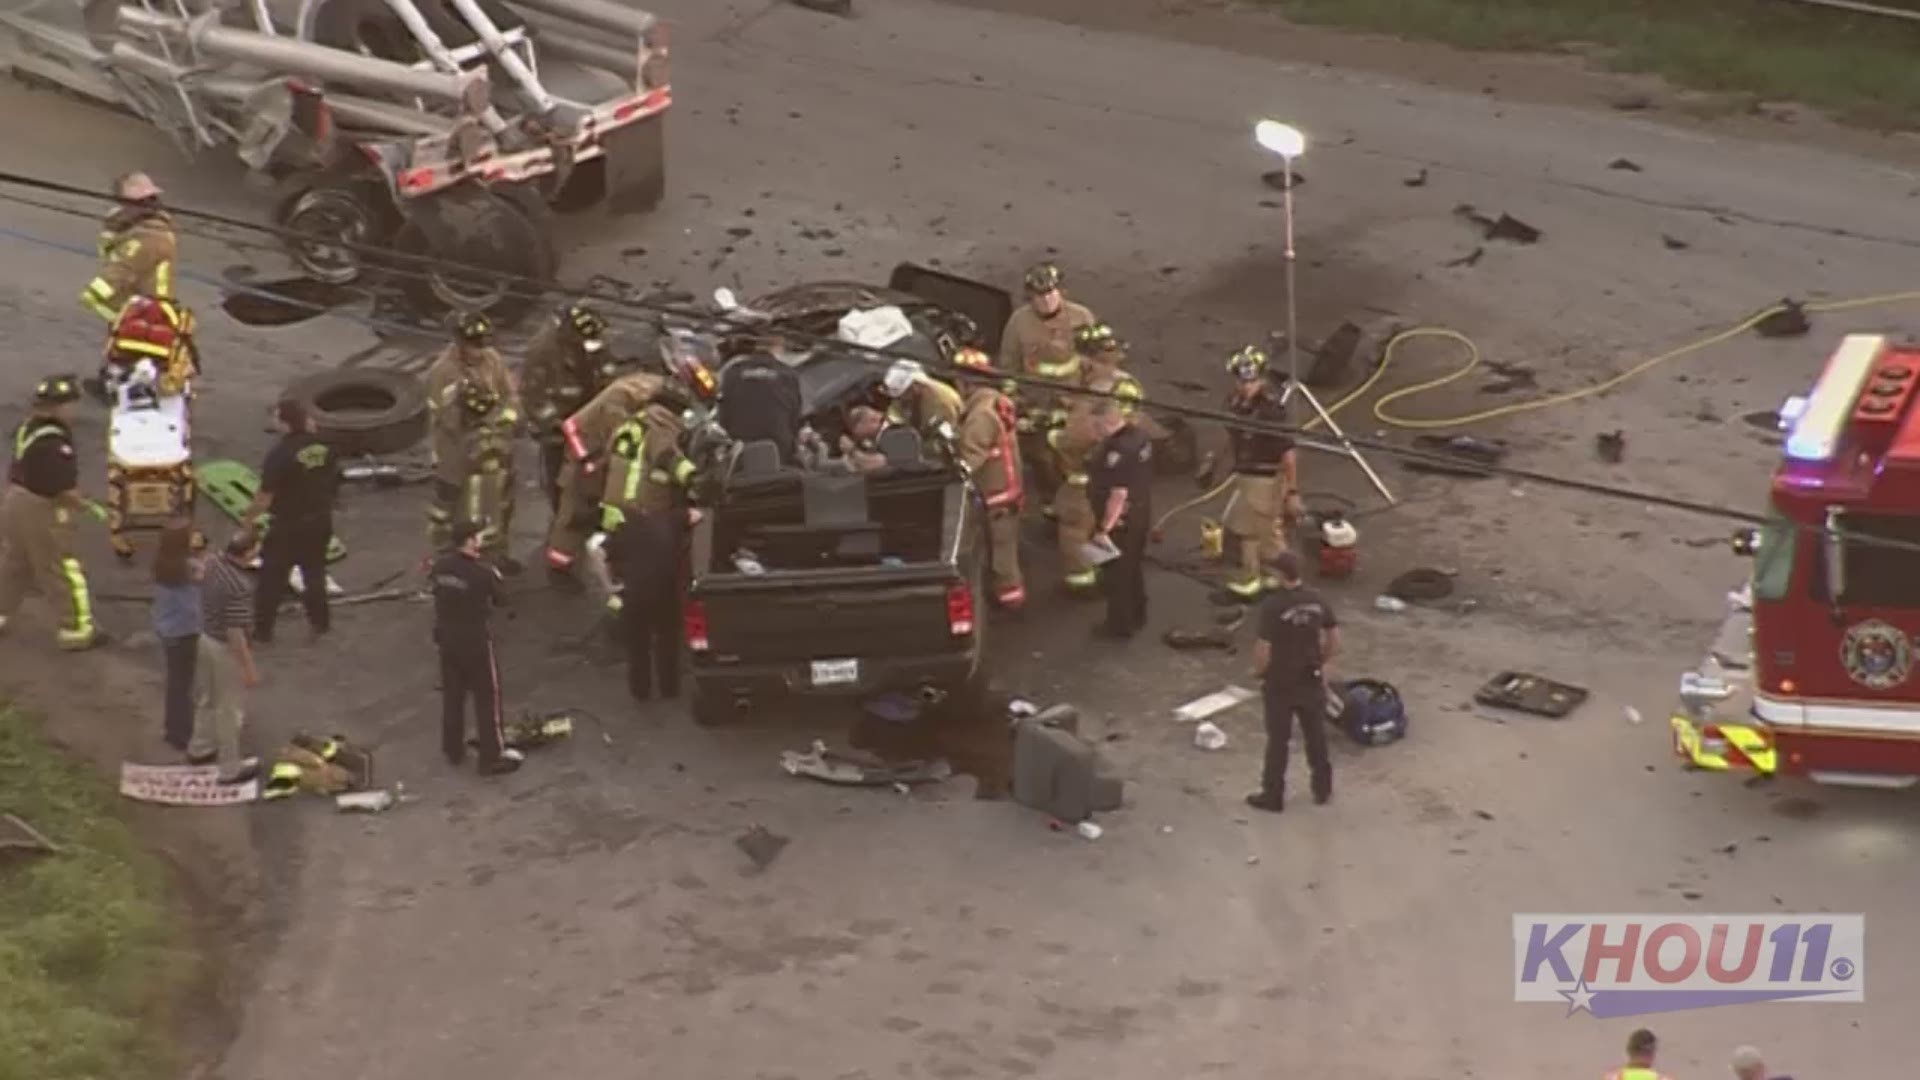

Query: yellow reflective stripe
1722 724 1778 774
1065 474 1088 485
86 277 116 300
59 557 93 636
15 423 62 456
1034 358 1080 378
670 457 695 485
1064 570 1097 587
1226 578 1263 597
154 260 172 298
114 339 173 357
118 238 142 260
622 445 645 503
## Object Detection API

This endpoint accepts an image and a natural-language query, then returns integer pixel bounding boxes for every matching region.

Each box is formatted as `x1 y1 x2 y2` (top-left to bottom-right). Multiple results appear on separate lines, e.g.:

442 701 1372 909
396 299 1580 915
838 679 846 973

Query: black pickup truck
681 273 1004 726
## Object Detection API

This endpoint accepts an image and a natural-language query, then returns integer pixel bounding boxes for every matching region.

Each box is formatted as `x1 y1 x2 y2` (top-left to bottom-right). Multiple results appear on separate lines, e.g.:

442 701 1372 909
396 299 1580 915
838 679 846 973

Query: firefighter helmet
1023 262 1063 295
460 379 500 420
1227 345 1268 382
1074 322 1122 355
951 347 994 372
451 310 493 345
561 301 608 350
115 171 162 202
33 375 81 406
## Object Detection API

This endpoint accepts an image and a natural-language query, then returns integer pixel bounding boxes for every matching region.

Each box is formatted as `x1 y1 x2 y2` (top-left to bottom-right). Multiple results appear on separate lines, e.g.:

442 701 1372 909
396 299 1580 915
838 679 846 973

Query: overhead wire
6 168 1920 558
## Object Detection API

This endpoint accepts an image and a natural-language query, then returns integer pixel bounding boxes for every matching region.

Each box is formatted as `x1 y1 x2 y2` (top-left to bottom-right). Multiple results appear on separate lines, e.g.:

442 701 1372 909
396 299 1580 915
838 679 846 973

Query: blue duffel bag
1327 678 1407 746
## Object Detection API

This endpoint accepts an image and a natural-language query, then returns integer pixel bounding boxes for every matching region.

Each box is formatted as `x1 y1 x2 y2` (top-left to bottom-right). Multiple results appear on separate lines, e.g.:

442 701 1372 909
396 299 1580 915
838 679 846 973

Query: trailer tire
284 369 429 457
279 176 397 286
393 187 554 324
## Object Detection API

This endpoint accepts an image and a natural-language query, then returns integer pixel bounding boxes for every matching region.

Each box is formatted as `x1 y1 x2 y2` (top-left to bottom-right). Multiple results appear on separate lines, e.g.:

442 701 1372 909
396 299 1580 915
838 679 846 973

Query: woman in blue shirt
151 519 202 755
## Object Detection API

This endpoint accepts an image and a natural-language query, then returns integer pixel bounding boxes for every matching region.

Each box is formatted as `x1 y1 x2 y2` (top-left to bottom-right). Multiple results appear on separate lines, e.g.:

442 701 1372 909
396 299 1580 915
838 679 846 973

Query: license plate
810 658 859 687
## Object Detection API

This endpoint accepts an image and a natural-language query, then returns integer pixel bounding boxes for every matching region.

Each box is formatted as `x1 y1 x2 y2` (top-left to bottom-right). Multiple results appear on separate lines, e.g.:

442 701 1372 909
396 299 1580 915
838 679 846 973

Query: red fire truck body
1672 333 1920 788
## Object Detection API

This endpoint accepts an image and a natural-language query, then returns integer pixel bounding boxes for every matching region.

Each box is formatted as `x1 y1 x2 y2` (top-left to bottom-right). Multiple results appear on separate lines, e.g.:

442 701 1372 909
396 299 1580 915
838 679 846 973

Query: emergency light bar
1786 334 1886 462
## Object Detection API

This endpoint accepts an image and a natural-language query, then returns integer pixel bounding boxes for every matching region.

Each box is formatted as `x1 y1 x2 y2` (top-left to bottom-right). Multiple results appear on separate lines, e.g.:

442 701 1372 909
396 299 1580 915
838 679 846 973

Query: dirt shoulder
935 0 1920 170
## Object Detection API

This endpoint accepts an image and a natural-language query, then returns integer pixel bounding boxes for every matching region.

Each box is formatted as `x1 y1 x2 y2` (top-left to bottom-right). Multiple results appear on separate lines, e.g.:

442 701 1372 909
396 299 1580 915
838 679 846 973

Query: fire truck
1672 333 1920 788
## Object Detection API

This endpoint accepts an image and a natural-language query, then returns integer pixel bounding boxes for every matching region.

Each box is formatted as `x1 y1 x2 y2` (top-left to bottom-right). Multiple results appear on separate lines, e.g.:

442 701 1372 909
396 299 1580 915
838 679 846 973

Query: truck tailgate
695 570 963 662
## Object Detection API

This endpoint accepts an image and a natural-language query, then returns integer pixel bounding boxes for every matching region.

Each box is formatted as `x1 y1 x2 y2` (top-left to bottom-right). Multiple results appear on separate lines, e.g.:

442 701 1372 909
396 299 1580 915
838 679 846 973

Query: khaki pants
0 487 96 646
1053 479 1096 590
986 507 1025 607
1223 473 1288 597
545 460 596 569
192 635 245 774
460 462 515 561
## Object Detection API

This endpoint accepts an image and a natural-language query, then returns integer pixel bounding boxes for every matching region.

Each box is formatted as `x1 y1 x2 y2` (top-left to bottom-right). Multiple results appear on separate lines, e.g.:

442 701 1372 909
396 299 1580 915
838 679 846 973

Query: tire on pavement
284 368 429 457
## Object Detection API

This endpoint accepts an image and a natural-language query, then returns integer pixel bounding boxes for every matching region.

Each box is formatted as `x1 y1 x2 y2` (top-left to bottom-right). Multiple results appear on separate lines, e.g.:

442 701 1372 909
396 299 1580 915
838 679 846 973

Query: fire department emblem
1840 620 1912 690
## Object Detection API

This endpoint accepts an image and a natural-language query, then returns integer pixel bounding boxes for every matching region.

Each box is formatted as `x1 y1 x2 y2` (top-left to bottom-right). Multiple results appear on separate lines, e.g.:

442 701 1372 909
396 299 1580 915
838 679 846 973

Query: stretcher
105 371 194 541
196 458 345 597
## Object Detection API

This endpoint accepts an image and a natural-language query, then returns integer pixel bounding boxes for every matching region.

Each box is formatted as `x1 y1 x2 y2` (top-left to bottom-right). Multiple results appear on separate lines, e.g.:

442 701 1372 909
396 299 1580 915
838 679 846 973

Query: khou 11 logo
1513 914 1864 1018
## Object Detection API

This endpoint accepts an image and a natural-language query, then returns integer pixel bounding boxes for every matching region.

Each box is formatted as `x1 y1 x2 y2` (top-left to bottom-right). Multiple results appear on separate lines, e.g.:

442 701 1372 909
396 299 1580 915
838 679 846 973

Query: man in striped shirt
191 532 260 784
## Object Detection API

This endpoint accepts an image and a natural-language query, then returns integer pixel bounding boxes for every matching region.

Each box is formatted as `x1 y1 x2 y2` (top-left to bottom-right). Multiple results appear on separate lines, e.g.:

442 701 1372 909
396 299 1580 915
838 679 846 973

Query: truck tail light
684 598 709 652
946 582 975 637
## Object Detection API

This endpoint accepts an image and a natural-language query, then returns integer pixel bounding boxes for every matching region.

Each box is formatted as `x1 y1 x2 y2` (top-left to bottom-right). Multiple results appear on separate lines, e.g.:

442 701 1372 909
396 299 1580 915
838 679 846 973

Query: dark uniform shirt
259 431 339 526
1228 390 1294 475
7 418 78 498
716 353 803 463
430 551 502 650
1258 585 1337 688
613 505 688 603
1087 423 1153 534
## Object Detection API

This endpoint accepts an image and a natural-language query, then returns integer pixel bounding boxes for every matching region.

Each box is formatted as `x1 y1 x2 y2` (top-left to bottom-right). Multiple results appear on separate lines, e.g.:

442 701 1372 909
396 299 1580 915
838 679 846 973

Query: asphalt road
2 1 1918 1077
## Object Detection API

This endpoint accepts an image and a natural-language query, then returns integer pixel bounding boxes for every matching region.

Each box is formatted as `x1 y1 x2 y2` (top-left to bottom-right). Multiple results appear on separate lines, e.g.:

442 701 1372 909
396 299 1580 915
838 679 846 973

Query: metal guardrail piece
1775 0 1920 23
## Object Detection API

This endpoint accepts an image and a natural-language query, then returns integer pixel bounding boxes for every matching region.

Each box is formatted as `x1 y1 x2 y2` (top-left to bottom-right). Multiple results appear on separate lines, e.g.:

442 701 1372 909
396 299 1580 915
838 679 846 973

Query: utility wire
6 169 1920 558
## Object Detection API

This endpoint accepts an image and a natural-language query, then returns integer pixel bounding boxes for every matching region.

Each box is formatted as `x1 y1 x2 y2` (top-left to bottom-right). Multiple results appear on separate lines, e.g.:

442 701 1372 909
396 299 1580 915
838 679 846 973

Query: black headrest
876 426 922 467
737 440 783 478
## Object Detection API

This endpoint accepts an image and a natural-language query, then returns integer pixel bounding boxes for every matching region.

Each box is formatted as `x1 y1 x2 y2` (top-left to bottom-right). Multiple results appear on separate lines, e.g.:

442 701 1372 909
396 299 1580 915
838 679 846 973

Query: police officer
1605 1029 1673 1080
1246 551 1337 813
1085 398 1152 638
0 376 109 650
716 349 804 464
881 360 964 441
613 500 693 702
425 312 521 570
80 172 177 325
430 521 522 777
1222 346 1302 601
521 301 614 511
245 400 340 644
1000 262 1096 509
951 348 1026 610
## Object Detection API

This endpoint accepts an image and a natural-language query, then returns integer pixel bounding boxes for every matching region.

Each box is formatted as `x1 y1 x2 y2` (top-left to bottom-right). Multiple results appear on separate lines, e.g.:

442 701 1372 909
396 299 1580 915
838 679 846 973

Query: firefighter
425 312 521 569
0 376 109 651
1046 391 1103 597
430 521 522 777
1221 346 1303 601
951 348 1026 610
880 360 964 441
998 262 1097 508
595 399 697 618
545 367 669 579
80 172 177 325
453 379 517 564
521 301 614 512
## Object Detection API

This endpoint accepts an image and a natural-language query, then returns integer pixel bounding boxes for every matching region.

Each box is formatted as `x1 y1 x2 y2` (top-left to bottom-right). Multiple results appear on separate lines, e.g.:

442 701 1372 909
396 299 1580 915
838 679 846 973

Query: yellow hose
1155 290 1920 536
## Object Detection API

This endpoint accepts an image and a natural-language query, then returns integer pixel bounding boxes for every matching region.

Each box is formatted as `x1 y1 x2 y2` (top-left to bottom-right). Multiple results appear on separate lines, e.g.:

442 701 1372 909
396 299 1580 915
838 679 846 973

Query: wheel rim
285 190 374 285
429 264 512 312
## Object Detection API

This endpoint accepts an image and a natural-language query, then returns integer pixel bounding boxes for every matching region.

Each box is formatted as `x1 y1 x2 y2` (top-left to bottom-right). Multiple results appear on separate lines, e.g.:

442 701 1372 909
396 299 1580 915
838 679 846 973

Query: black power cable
7 168 1917 560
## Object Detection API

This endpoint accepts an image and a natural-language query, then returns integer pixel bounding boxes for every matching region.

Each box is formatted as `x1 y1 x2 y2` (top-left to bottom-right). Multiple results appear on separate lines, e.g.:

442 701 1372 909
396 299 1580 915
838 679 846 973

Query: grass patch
1263 0 1920 125
0 708 194 1080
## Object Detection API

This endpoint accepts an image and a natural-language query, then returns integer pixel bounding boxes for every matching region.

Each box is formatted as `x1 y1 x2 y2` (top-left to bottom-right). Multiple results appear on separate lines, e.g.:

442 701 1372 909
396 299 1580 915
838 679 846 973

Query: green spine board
195 459 347 564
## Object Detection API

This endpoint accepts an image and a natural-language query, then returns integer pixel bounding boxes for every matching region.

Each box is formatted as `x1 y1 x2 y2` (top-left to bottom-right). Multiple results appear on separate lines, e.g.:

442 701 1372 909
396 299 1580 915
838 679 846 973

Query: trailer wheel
284 369 429 457
280 178 396 286
393 187 554 323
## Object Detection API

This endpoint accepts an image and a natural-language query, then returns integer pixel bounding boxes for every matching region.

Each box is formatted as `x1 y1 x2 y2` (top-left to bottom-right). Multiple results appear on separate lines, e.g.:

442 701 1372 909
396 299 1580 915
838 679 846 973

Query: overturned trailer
0 0 671 316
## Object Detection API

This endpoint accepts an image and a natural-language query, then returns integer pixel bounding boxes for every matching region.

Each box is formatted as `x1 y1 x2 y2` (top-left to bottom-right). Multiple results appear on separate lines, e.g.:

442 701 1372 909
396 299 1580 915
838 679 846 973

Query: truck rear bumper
1672 714 1920 787
691 651 978 704
1670 714 1778 775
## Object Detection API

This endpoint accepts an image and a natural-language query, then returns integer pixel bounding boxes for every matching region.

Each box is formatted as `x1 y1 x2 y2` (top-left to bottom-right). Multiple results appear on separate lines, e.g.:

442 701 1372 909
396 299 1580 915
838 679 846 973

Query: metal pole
502 0 657 38
1282 155 1299 387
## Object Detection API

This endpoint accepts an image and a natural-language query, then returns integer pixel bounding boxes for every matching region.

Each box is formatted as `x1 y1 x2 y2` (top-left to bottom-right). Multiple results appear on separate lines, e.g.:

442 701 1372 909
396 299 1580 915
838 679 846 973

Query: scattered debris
1473 672 1590 719
1076 821 1104 840
780 739 953 787
503 712 575 751
335 789 398 813
1661 234 1691 251
335 586 425 608
1624 706 1644 726
736 825 790 870
1403 168 1429 187
1609 93 1654 111
1163 626 1237 651
1193 721 1228 751
1596 429 1626 464
1012 714 1124 823
1756 298 1811 339
1443 247 1485 269
1405 434 1508 478
1608 157 1643 172
1373 595 1408 613
1473 809 1496 821
1305 321 1364 388
1173 685 1255 723
119 760 262 806
0 812 59 864
1384 567 1455 603
1486 213 1542 244
1260 169 1305 191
